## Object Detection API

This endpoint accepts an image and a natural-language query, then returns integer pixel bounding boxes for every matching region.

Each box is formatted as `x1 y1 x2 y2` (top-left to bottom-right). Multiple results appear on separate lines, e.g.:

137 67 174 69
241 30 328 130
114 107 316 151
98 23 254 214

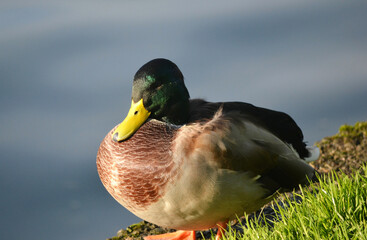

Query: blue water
1 1 367 239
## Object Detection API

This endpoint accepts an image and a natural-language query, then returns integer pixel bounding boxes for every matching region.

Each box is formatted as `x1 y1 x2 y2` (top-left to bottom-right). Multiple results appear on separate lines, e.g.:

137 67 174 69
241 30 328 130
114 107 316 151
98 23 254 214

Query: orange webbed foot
144 230 196 240
215 221 228 240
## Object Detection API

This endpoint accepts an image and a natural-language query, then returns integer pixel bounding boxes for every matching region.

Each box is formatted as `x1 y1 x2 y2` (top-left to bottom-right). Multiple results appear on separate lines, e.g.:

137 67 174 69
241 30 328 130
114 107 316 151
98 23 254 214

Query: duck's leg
215 221 228 240
144 230 196 240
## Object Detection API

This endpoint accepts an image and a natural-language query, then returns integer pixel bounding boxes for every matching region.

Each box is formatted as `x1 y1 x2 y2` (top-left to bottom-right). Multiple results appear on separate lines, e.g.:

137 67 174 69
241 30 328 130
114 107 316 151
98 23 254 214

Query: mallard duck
97 58 319 240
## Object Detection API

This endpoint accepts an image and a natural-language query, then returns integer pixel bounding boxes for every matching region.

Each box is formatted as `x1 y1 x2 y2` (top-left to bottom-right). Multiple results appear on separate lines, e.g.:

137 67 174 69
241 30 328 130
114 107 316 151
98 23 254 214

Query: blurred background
1 0 367 239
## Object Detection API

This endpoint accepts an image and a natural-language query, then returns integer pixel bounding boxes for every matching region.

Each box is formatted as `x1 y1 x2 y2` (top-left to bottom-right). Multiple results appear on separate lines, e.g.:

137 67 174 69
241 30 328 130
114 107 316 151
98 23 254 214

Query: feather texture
97 108 316 230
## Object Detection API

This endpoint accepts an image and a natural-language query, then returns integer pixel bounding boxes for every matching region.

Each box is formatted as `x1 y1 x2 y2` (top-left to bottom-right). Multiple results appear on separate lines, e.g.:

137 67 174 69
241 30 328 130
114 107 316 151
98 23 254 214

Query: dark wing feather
188 99 309 159
188 99 316 197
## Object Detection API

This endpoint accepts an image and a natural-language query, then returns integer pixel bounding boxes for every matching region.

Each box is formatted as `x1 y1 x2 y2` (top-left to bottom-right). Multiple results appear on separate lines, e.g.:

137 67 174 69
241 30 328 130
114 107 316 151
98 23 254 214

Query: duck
96 58 319 240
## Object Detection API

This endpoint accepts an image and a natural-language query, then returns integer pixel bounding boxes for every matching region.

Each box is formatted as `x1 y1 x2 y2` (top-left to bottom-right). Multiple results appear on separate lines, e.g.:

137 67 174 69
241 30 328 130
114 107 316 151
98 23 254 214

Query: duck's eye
134 111 138 115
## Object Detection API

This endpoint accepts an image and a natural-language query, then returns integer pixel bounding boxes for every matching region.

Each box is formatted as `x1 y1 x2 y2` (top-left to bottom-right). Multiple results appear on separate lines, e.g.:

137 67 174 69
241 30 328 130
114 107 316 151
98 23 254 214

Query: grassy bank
220 165 367 240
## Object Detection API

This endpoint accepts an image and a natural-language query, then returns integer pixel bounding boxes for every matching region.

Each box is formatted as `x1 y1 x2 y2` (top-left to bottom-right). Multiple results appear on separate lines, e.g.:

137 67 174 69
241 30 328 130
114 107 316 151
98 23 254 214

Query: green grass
216 165 367 240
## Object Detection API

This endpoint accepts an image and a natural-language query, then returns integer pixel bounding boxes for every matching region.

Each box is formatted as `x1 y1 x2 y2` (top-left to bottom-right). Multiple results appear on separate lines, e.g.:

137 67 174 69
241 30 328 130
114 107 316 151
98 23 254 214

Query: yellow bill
112 99 151 142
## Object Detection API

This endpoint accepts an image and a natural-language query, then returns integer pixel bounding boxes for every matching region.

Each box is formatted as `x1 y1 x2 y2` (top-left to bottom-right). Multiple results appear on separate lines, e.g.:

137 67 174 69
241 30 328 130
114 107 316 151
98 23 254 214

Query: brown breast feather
96 120 179 211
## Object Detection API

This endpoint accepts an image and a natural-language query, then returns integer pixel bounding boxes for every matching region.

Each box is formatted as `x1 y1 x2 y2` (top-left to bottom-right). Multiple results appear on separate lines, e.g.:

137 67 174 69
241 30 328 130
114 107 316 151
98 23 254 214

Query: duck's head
113 58 190 142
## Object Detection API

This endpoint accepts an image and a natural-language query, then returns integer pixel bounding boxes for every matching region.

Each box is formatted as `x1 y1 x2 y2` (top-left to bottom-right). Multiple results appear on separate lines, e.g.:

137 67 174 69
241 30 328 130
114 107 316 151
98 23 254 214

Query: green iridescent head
112 58 190 142
131 58 190 125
